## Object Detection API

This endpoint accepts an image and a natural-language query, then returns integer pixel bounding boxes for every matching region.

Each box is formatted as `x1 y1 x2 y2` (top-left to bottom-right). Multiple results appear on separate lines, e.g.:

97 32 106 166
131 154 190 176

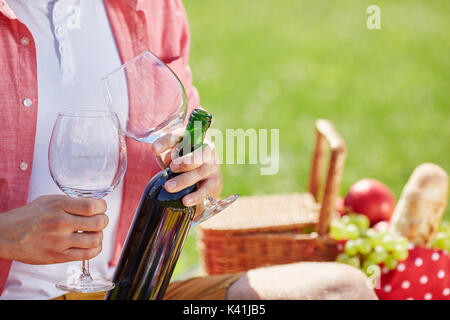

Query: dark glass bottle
105 109 212 300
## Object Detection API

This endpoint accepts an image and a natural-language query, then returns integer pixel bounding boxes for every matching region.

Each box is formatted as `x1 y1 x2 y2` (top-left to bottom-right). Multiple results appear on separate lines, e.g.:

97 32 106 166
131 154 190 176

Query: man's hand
0 195 108 264
152 131 223 209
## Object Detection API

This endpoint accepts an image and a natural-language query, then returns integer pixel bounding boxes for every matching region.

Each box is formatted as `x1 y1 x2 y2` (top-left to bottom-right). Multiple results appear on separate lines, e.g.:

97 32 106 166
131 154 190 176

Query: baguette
390 163 448 246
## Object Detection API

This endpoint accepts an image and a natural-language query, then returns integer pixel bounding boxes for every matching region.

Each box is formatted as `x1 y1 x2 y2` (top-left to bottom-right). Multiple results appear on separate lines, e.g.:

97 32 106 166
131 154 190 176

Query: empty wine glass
102 50 188 143
48 110 127 293
102 51 237 225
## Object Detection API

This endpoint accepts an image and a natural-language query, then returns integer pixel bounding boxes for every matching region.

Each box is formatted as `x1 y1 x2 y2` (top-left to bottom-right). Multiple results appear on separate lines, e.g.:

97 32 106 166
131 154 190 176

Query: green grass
173 0 450 278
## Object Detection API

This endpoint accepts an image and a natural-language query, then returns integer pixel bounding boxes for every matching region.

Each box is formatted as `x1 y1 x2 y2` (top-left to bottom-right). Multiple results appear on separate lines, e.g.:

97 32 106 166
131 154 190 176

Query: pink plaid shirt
0 0 199 295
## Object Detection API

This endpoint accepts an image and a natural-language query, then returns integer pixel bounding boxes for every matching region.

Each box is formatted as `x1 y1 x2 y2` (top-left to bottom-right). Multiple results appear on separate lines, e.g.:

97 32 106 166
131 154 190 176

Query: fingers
152 130 183 155
155 133 222 208
182 176 222 207
156 149 173 169
62 232 104 261
61 197 107 217
170 143 216 173
68 214 109 232
68 231 103 249
165 162 218 193
63 247 102 261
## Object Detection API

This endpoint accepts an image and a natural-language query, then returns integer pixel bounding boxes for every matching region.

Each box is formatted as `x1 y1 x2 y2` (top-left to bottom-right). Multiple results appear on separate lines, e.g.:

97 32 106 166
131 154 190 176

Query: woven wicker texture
197 193 339 274
199 193 320 233
197 119 347 275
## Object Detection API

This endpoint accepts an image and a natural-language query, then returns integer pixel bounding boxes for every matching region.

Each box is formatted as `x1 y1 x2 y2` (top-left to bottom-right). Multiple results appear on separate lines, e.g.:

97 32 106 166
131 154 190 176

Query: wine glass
191 195 239 226
102 50 237 225
48 110 127 293
102 50 188 143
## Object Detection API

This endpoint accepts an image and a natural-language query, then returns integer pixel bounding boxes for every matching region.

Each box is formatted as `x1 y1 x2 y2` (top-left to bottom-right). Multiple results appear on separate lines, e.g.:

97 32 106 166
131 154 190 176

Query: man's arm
0 195 108 264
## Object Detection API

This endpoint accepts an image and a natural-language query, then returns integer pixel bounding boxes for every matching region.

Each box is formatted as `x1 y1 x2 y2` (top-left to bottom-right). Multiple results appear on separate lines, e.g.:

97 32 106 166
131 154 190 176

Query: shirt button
19 161 28 171
20 37 30 45
55 26 65 37
23 98 33 107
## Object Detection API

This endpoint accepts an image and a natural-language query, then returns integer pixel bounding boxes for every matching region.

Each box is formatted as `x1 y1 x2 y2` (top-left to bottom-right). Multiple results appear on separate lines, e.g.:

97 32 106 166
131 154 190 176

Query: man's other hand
0 195 108 264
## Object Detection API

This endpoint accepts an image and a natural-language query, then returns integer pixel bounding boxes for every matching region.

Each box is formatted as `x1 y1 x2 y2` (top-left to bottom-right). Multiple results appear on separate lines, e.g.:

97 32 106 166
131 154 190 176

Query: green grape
384 255 398 270
330 220 346 240
344 224 360 240
337 253 360 269
344 240 358 256
330 219 342 228
355 238 372 255
430 232 450 250
368 232 383 247
351 214 370 231
381 234 397 252
396 236 409 248
336 253 350 263
391 243 408 261
364 228 377 238
346 257 361 269
340 215 352 226
367 246 388 264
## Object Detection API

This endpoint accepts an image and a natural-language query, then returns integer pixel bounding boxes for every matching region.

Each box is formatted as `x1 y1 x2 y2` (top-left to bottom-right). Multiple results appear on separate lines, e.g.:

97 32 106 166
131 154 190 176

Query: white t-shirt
2 0 124 299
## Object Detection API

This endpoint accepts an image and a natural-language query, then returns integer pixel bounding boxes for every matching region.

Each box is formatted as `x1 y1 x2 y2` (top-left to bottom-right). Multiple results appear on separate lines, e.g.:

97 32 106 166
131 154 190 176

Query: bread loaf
390 163 448 246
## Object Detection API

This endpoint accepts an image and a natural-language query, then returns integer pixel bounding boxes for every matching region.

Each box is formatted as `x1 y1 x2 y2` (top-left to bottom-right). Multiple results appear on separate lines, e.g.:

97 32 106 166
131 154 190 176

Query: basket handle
308 119 348 235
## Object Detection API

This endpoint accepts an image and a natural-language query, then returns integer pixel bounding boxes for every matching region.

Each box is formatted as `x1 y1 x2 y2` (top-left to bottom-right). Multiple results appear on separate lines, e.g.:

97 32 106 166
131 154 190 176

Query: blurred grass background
173 0 450 278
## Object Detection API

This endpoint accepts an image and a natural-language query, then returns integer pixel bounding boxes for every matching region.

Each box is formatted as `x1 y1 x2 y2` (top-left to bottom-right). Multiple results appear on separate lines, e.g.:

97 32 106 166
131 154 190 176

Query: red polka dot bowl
375 247 450 300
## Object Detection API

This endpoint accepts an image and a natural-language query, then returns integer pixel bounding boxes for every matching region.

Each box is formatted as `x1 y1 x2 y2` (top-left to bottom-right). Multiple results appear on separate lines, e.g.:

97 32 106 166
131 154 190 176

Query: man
0 0 377 300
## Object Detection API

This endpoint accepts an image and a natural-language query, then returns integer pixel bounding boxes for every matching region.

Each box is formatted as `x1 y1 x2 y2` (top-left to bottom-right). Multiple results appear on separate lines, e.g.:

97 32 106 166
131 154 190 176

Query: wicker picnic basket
197 119 348 275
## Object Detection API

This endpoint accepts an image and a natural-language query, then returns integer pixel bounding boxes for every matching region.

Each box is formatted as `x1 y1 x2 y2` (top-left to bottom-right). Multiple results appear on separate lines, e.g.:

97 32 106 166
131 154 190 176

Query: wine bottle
105 109 212 300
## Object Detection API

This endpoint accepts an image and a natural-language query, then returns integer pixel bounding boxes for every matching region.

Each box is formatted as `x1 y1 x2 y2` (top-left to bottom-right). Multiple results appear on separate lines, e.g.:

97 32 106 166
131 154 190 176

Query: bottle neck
179 109 212 156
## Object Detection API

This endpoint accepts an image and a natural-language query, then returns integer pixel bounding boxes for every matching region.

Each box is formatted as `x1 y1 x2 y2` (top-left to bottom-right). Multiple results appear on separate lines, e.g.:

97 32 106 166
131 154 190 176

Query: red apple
343 179 395 225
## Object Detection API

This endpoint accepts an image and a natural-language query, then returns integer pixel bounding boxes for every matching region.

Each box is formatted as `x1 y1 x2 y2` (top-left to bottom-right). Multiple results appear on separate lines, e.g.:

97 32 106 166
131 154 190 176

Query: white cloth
2 0 124 299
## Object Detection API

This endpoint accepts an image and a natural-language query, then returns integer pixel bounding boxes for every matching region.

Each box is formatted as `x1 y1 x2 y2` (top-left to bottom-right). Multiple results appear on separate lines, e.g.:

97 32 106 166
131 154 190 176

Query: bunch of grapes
330 214 409 276
430 221 450 251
